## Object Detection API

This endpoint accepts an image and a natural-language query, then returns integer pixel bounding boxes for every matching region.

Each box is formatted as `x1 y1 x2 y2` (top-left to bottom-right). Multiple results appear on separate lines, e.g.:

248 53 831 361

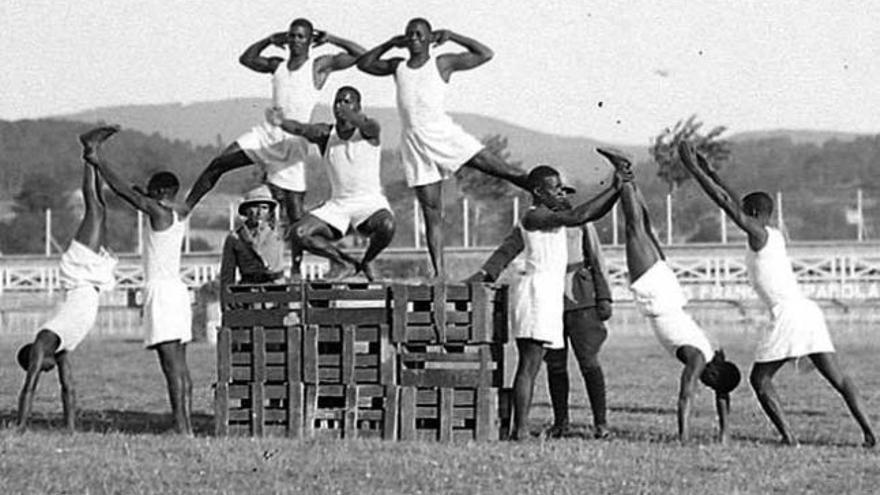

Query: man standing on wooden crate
470 219 615 439
16 150 118 431
273 86 395 281
220 185 286 291
82 125 204 436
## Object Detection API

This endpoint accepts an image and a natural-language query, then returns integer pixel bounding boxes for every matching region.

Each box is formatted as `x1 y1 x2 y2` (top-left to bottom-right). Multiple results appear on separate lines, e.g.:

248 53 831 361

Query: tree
651 115 731 193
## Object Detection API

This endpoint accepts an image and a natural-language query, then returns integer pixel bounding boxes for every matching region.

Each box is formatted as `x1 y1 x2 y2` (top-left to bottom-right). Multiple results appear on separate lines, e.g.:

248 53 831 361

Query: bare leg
74 164 106 253
619 181 662 282
809 352 876 447
414 182 445 279
267 184 305 280
292 215 359 279
185 144 254 210
463 149 530 190
512 338 546 440
155 340 193 436
750 360 798 445
355 209 396 281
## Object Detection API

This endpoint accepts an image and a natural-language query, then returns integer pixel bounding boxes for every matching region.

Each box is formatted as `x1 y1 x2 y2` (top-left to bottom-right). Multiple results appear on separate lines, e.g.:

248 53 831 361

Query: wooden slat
439 387 454 442
303 325 318 384
288 382 303 438
253 326 266 383
399 369 494 388
391 284 408 342
405 285 469 300
383 385 398 440
308 308 387 325
400 352 488 363
378 324 395 385
471 283 491 343
287 325 301 383
229 329 252 345
341 325 356 384
400 326 470 343
303 384 318 438
217 327 231 383
399 386 416 440
404 312 471 325
307 288 387 300
251 382 264 437
475 387 493 441
493 285 509 343
214 382 229 436
223 308 290 327
343 385 358 439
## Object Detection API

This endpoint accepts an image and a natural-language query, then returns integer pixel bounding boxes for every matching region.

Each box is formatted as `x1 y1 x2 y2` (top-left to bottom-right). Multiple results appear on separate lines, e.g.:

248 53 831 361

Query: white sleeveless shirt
394 55 449 128
144 212 186 283
271 58 320 121
746 227 803 308
324 126 383 199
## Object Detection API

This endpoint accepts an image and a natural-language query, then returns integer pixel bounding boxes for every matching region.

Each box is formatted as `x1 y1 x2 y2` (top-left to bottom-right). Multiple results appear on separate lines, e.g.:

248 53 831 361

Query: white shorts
143 279 192 348
309 194 391 234
40 285 101 352
236 121 310 191
646 309 715 362
400 118 483 187
59 240 118 291
755 298 835 363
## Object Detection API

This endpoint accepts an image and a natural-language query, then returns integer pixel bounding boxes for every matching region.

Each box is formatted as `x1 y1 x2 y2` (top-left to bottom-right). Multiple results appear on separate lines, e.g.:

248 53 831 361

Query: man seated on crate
16 149 118 431
270 86 395 282
220 185 286 293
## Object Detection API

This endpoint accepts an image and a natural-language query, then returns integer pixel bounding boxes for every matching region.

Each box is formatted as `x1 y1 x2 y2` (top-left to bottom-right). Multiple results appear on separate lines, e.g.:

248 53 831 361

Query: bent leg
463 149 530 190
154 340 193 436
512 338 546 440
414 182 445 279
619 181 661 282
355 209 396 281
750 359 797 445
267 184 305 278
809 352 876 447
567 308 609 433
292 214 358 277
74 162 106 252
185 143 254 209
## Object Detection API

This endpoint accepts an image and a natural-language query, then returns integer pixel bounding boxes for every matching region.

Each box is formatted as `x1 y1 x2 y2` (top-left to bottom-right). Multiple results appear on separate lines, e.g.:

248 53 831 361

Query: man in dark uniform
469 222 613 438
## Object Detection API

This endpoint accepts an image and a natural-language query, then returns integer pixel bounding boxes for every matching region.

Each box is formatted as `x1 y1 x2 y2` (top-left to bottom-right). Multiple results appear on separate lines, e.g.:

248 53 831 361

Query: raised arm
677 142 766 247
356 36 406 76
56 351 76 431
239 32 287 74
434 29 494 79
312 32 367 80
273 110 332 150
338 108 381 142
524 183 620 230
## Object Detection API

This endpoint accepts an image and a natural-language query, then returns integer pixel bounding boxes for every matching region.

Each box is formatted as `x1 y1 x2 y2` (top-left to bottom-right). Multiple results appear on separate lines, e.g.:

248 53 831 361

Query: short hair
406 17 432 32
17 344 32 371
742 191 773 218
337 86 362 104
289 18 314 36
147 171 180 194
527 165 560 190
699 351 741 394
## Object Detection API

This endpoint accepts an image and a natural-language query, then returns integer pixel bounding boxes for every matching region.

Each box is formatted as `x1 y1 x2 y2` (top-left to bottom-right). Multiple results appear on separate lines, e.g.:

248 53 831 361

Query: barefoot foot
595 147 632 173
79 125 120 162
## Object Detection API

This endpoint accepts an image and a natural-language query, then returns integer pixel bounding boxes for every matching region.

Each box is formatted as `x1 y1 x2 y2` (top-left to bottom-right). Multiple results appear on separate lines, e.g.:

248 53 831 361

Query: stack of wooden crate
214 281 511 441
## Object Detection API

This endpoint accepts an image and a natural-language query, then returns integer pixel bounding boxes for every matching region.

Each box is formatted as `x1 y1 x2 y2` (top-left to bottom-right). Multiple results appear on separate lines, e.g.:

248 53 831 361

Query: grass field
2 311 880 494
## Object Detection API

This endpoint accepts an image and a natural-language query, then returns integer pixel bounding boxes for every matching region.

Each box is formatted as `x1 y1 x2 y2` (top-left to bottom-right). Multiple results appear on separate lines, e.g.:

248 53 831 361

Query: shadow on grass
0 409 213 436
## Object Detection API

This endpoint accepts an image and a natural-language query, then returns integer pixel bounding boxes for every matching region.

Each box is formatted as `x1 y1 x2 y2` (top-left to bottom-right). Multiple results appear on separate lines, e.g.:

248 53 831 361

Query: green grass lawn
2 314 880 494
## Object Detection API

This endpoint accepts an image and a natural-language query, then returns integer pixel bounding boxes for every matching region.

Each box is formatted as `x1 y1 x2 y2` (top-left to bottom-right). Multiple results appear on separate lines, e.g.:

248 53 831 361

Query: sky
2 0 879 146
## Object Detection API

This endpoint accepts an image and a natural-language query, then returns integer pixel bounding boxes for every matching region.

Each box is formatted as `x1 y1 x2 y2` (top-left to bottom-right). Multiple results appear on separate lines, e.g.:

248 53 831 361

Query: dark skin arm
311 32 367 88
678 142 767 251
239 32 287 73
16 349 46 431
675 346 707 443
523 183 620 230
433 29 494 82
56 351 76 431
467 228 525 282
356 35 406 76
715 391 731 444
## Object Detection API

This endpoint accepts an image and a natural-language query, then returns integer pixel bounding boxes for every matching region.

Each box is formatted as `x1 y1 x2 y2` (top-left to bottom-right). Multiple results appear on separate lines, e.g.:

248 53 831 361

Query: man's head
699 350 741 395
238 185 277 226
528 165 576 211
742 191 773 222
404 18 433 55
288 18 315 55
333 86 363 122
17 344 56 372
146 172 180 201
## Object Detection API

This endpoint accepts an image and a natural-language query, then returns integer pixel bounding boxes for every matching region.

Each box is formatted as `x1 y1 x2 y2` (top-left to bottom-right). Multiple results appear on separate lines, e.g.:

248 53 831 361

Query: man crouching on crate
270 86 395 281
473 164 623 440
16 148 118 431
220 185 286 292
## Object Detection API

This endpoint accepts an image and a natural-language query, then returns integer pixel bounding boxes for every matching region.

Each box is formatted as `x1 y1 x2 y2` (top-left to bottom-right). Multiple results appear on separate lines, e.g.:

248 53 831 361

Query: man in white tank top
185 18 365 279
679 142 875 447
357 18 532 279
272 86 394 281
598 147 742 444
16 144 117 432
83 125 212 436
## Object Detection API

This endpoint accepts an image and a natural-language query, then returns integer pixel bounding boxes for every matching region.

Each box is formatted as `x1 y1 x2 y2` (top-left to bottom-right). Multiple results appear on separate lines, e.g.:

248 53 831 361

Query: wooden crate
301 323 396 385
302 281 388 326
217 325 302 384
397 343 505 388
390 283 508 344
302 384 398 439
221 284 303 328
398 387 512 442
214 381 304 437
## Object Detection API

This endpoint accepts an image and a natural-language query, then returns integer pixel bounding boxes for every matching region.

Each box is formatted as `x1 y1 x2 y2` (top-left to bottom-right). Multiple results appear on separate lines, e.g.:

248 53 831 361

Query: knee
544 351 567 376
374 214 396 239
749 369 768 393
580 354 601 371
291 223 312 245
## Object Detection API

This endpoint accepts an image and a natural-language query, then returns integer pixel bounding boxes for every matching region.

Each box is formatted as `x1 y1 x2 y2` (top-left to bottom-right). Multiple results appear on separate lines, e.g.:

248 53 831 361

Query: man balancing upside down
272 86 395 281
16 152 118 431
357 17 530 279
186 18 365 278
597 147 741 444
678 142 876 447
82 126 205 436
